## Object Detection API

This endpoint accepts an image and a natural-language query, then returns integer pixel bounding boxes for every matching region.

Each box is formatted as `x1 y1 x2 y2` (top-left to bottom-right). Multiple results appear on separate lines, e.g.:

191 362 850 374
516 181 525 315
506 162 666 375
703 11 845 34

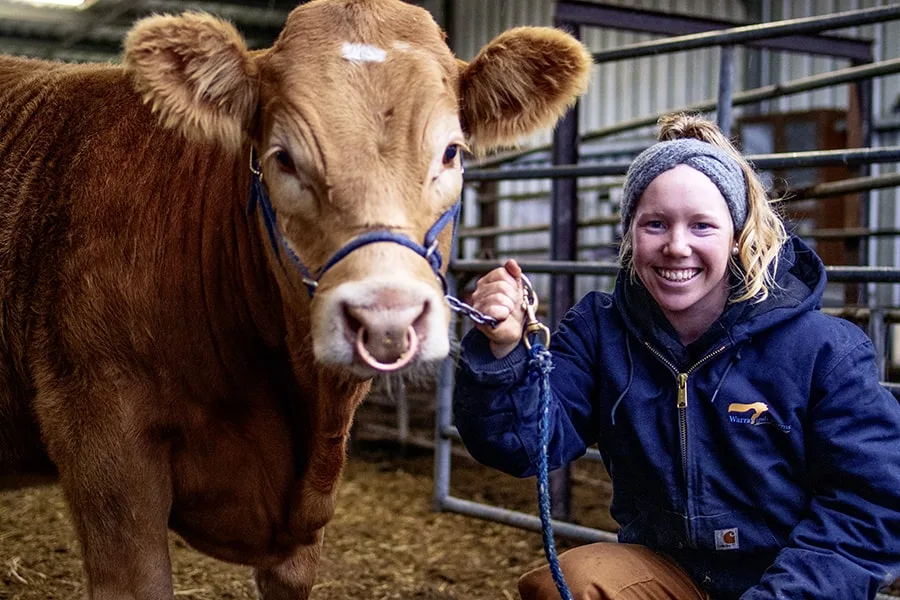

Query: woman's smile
654 267 702 283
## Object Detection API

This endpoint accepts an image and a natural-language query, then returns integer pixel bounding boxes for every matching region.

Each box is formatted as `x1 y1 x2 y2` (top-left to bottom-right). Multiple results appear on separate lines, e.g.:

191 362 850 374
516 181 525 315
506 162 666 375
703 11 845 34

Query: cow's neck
233 173 372 533
148 136 369 537
132 134 300 398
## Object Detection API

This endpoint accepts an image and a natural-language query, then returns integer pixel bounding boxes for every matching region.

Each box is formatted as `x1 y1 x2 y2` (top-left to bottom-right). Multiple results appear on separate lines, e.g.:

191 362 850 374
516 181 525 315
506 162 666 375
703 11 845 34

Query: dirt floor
0 438 615 600
4 384 897 600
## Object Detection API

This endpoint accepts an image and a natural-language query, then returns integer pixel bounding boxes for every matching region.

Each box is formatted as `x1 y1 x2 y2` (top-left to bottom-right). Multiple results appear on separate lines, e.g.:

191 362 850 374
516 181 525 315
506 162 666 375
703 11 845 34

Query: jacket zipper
644 342 729 545
643 343 729 486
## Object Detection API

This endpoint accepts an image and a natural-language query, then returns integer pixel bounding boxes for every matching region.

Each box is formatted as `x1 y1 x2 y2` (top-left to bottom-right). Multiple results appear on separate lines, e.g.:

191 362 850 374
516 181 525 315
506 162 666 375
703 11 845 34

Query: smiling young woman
453 114 900 600
630 164 736 344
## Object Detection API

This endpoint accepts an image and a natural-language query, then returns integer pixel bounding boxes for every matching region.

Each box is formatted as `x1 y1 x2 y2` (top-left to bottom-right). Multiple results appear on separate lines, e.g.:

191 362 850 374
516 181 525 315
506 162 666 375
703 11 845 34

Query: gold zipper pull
677 373 688 408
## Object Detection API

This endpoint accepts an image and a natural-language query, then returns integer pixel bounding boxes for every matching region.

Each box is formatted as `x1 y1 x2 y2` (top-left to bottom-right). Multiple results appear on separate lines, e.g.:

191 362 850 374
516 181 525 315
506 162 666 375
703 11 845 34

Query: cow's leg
60 443 175 600
37 384 174 600
255 530 324 600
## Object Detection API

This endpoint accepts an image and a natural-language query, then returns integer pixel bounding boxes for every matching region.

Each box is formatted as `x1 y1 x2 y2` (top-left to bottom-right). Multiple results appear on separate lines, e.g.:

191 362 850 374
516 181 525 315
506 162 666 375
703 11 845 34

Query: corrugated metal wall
453 0 900 308
452 0 747 150
763 0 899 112
764 0 900 307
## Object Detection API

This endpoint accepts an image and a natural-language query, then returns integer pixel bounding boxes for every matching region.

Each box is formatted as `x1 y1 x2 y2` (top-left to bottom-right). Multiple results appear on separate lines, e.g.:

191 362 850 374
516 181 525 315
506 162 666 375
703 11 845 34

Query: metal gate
432 3 900 597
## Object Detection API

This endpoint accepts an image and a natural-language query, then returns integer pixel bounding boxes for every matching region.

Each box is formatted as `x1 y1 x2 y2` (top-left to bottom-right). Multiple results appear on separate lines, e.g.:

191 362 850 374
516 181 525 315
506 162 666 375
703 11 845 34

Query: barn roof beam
53 0 132 50
0 33 118 61
556 1 875 62
571 3 894 64
139 0 290 29
0 2 95 23
0 0 289 61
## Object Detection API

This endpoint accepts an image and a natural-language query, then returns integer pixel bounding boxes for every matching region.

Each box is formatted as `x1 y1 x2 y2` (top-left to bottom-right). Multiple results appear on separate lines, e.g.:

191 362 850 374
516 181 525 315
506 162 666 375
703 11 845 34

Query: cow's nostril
343 303 363 337
412 298 431 341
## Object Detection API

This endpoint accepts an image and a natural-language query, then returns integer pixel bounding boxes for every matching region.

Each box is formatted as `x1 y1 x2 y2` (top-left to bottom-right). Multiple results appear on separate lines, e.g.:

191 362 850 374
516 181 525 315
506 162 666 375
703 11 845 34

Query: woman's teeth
657 268 699 282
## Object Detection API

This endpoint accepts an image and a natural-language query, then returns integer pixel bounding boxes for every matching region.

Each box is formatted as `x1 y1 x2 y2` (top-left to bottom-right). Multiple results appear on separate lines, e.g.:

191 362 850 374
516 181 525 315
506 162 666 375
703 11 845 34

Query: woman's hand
470 259 526 358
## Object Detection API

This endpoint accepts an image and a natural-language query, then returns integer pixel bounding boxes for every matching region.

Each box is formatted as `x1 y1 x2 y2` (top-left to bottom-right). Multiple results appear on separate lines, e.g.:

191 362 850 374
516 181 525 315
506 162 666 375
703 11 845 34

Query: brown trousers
518 543 710 600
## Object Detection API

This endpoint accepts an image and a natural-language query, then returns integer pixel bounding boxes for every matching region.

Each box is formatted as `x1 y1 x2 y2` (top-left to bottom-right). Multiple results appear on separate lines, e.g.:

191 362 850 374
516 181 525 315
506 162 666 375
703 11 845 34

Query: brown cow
0 0 591 597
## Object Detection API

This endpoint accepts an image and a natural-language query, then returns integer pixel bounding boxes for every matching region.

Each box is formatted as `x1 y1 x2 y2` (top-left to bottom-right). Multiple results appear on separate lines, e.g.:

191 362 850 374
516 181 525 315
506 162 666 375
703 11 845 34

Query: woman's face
631 164 735 340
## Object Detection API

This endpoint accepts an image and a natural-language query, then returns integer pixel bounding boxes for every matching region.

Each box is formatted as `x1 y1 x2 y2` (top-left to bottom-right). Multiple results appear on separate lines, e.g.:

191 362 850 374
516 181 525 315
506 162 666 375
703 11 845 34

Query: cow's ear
458 27 592 156
123 12 258 152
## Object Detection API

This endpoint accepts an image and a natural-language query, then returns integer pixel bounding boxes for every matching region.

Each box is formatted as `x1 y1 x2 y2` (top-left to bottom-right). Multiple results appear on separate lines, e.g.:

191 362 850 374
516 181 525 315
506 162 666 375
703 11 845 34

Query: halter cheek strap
245 149 459 299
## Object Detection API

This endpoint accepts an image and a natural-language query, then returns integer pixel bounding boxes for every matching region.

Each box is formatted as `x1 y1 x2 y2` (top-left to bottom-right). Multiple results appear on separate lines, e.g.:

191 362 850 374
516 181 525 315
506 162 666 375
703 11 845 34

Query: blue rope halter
245 148 457 298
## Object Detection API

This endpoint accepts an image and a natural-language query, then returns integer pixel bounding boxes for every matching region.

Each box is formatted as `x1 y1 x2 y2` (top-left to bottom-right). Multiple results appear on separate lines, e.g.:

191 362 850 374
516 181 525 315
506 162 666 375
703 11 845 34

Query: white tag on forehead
342 43 387 63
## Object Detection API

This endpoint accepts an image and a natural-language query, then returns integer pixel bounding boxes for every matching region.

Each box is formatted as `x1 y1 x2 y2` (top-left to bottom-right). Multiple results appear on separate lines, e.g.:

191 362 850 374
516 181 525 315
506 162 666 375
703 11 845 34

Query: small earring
731 245 739 256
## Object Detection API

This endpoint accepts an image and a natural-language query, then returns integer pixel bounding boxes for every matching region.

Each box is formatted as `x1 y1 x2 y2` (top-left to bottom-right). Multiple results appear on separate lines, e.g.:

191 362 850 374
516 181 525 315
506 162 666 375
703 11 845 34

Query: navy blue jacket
454 237 900 599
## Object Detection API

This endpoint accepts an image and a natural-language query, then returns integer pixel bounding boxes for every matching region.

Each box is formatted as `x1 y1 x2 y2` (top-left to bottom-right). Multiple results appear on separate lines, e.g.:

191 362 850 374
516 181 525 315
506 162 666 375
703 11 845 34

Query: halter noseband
245 148 458 298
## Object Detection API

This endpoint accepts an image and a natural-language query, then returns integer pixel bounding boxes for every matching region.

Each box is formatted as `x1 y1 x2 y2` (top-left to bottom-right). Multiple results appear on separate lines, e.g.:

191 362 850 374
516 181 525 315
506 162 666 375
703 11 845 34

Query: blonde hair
618 113 787 303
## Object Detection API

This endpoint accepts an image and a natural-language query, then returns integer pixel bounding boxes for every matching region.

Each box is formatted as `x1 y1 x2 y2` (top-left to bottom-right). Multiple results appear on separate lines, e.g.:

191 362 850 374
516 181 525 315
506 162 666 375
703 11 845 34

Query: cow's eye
442 144 459 166
274 149 296 174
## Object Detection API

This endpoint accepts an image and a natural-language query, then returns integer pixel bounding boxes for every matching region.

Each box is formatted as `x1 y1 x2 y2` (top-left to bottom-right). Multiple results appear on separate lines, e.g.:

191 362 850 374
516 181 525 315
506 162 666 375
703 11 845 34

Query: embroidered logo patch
728 402 792 433
715 527 739 550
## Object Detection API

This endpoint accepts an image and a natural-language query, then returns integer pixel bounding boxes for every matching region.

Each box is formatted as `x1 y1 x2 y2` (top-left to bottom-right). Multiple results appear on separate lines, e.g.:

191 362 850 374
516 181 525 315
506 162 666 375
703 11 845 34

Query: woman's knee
518 543 633 600
517 543 705 600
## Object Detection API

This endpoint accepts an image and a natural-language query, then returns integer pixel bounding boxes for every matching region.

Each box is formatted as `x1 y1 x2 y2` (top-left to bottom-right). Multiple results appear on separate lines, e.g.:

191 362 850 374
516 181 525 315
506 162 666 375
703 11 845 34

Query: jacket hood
614 236 826 361
729 235 826 340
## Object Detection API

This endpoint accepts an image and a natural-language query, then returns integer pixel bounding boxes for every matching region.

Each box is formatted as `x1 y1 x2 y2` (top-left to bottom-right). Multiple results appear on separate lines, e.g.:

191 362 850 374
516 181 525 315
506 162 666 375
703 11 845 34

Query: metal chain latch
520 274 551 350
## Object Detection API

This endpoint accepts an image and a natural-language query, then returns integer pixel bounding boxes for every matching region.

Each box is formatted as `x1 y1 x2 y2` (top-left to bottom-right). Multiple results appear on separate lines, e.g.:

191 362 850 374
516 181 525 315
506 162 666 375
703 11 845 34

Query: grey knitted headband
621 138 748 233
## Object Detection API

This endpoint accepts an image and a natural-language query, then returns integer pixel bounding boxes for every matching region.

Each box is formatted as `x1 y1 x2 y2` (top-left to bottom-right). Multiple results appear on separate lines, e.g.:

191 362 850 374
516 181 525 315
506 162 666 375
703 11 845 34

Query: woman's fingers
470 262 526 347
504 258 522 279
472 279 518 308
475 264 518 289
480 294 512 319
474 316 522 346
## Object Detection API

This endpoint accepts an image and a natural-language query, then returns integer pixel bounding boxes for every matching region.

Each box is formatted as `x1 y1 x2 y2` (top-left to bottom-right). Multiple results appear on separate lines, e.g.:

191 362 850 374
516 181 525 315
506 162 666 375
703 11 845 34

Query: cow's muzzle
342 297 431 373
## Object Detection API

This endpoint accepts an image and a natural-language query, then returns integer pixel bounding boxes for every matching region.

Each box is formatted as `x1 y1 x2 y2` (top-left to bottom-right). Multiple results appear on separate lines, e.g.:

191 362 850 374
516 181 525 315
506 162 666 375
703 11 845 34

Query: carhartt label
715 527 739 550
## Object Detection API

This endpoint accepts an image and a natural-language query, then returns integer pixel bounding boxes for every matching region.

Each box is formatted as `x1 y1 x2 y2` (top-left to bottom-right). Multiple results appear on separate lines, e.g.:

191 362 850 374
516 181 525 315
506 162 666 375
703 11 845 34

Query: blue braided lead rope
529 342 574 600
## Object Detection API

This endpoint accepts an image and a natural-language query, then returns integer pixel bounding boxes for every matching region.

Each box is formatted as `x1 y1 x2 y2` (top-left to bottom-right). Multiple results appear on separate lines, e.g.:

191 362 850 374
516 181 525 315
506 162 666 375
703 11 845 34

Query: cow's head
124 0 591 378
